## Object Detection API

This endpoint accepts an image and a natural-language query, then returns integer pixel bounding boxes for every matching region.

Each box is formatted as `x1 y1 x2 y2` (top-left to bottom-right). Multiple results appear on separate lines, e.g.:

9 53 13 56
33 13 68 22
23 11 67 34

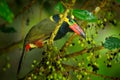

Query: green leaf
72 9 97 22
54 2 65 13
103 37 120 50
0 0 14 23
0 26 16 33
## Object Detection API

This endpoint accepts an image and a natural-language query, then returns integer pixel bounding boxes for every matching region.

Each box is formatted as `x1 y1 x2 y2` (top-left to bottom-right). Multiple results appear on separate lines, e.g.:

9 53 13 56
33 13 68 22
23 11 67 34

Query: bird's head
50 14 86 39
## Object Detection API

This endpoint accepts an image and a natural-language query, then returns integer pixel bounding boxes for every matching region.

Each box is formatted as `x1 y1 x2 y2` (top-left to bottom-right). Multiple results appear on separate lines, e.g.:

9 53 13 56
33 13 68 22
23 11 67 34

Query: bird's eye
69 19 74 24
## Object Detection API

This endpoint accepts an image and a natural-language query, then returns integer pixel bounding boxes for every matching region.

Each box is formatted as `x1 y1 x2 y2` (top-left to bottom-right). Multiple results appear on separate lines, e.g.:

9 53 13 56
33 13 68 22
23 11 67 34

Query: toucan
17 14 86 77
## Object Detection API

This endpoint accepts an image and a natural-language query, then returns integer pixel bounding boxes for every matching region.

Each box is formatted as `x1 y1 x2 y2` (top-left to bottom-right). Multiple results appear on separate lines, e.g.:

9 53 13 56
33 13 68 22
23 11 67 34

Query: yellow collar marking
49 16 55 22
29 43 38 48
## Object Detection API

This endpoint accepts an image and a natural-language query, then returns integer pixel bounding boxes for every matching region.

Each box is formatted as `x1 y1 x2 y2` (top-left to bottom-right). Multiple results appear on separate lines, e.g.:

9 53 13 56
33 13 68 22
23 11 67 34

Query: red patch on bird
25 44 30 52
34 40 44 48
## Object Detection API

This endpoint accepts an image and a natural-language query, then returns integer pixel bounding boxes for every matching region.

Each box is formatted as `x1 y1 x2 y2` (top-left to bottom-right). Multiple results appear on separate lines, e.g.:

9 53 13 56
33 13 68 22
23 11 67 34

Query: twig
62 63 119 79
14 0 36 18
61 46 104 58
93 0 107 14
99 0 107 9
61 0 76 9
81 0 91 9
0 39 23 55
60 34 77 55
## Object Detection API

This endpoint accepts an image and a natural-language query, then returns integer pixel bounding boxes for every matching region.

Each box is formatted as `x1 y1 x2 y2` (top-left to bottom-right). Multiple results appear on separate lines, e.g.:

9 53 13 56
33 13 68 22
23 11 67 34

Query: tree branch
0 39 23 55
62 63 119 79
61 46 104 58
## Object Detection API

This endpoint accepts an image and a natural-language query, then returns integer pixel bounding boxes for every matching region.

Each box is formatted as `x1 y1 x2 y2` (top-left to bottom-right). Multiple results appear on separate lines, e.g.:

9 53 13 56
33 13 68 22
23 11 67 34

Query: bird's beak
68 20 86 39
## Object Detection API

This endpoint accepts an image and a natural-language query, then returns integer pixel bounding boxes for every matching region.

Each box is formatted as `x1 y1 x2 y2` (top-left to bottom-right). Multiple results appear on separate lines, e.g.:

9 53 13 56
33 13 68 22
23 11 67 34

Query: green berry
48 65 52 69
33 75 37 79
31 64 35 68
2 67 6 71
7 63 11 68
46 61 49 65
57 60 61 64
63 58 67 61
33 60 37 64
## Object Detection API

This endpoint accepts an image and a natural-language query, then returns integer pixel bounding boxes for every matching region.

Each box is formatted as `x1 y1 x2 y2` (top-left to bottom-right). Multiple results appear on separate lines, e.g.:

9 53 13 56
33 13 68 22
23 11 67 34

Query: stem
60 34 77 55
0 39 23 55
61 46 104 58
62 63 119 79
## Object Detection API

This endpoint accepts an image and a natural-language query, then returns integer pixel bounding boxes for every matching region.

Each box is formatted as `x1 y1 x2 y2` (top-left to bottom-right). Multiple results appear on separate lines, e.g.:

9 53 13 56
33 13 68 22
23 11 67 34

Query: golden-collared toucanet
17 14 86 77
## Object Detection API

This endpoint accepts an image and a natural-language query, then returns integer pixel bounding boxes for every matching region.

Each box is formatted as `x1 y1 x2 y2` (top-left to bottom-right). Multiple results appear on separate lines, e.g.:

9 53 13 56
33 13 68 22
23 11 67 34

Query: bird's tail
17 41 26 79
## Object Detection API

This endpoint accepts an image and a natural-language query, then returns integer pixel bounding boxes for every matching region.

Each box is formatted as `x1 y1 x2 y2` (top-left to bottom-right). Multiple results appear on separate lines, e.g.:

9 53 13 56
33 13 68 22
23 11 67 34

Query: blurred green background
0 0 120 80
